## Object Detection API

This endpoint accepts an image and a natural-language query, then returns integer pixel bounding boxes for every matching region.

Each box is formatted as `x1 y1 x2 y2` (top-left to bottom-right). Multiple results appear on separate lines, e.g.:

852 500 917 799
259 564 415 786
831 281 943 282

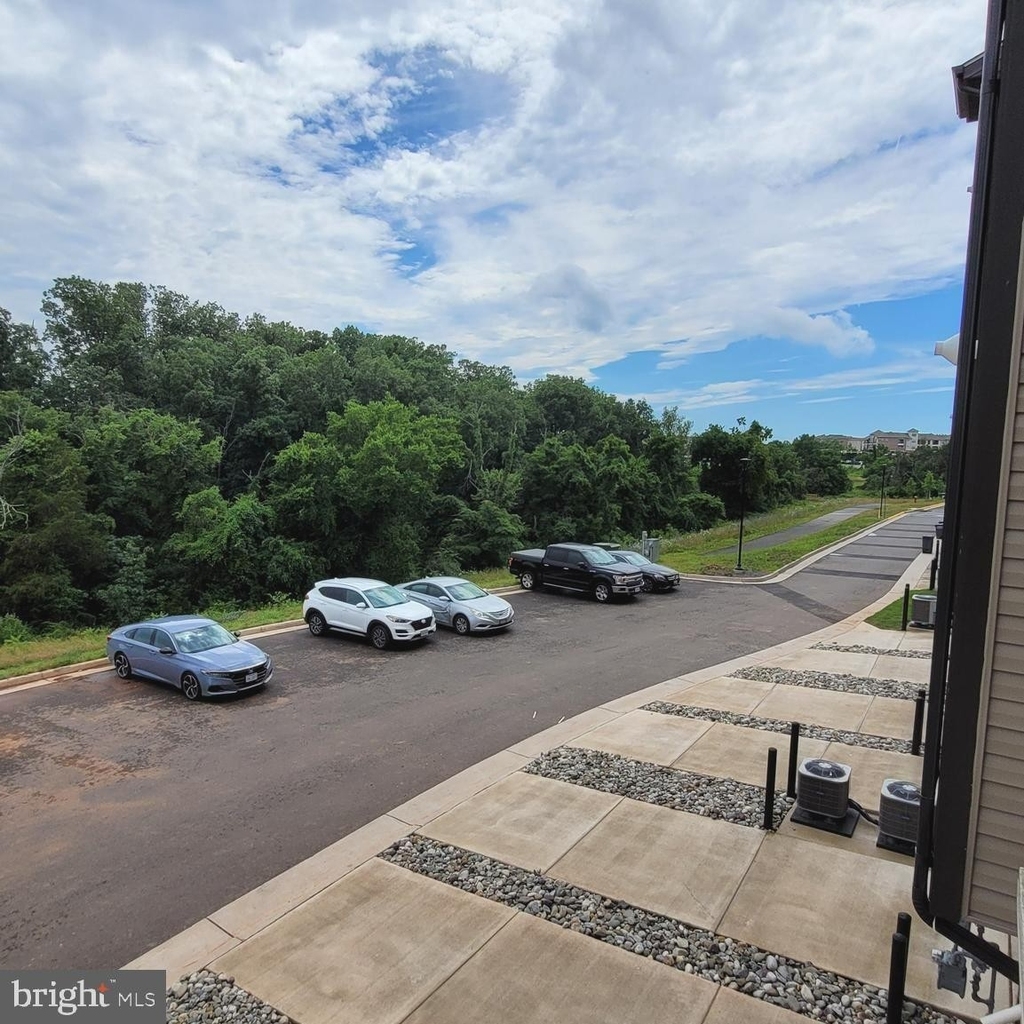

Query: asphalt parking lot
0 509 940 970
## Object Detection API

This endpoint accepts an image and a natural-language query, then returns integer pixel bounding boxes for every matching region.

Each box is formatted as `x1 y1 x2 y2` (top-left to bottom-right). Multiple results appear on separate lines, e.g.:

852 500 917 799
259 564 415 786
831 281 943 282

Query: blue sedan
397 577 515 634
105 616 273 700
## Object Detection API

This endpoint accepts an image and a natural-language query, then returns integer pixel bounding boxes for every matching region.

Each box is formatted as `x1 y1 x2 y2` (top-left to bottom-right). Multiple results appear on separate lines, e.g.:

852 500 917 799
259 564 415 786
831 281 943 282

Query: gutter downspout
911 0 1020 982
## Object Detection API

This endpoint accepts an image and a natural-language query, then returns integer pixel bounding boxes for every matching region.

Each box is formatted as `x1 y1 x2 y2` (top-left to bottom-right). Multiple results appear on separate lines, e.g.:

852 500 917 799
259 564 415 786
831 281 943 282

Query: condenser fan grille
804 759 848 779
885 781 921 802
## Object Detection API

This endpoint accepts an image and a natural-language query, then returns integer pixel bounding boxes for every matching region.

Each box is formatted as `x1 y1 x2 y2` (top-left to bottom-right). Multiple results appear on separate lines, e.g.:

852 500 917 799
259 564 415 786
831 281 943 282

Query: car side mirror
158 647 175 656
578 561 588 569
356 602 367 609
233 631 241 638
439 596 451 602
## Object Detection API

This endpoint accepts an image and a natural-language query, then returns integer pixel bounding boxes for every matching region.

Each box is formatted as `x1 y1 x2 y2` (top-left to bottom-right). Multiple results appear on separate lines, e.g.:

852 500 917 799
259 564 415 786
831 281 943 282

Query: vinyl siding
967 392 1024 932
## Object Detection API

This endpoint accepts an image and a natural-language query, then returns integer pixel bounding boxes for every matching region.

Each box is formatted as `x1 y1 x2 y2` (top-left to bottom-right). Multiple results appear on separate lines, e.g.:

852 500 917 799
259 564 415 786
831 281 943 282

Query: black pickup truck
507 542 645 602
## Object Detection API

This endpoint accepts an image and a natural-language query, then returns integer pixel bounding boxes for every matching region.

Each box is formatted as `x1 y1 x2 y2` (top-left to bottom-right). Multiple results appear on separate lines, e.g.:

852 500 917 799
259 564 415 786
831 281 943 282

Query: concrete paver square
717 835 972 1014
703 986 807 1024
567 709 713 765
404 911 718 1024
819 741 922 812
420 771 621 872
673 723 828 787
663 676 774 713
549 799 763 930
212 858 514 1024
870 654 930 686
833 626 901 650
760 649 878 675
751 684 872 732
858 696 915 740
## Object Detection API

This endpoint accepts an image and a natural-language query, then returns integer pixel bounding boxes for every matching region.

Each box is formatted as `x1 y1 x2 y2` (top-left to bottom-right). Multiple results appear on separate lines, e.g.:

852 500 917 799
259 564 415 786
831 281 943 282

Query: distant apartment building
816 429 949 453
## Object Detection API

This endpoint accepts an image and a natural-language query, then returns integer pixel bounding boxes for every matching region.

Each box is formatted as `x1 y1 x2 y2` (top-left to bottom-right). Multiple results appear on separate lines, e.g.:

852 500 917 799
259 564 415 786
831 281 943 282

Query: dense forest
0 278 949 631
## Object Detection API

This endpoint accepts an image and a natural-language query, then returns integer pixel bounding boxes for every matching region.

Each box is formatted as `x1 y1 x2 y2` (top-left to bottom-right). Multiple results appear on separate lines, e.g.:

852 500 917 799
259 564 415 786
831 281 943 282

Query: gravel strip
642 701 914 754
733 665 922 700
812 642 932 660
524 746 793 829
380 835 964 1024
167 971 290 1024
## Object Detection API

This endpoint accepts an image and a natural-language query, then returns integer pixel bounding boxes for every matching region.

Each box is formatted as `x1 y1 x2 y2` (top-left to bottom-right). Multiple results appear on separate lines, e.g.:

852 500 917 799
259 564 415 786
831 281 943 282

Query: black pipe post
786 722 800 798
763 747 777 831
736 457 751 571
929 557 937 590
897 912 912 941
886 930 909 1024
901 584 911 631
912 690 927 756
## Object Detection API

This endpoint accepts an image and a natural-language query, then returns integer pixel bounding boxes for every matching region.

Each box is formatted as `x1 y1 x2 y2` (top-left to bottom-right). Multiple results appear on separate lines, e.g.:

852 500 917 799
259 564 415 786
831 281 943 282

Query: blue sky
0 0 983 439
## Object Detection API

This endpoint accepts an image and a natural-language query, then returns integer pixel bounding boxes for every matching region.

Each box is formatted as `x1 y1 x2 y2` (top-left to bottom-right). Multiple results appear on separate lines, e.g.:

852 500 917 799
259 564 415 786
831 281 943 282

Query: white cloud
0 0 983 388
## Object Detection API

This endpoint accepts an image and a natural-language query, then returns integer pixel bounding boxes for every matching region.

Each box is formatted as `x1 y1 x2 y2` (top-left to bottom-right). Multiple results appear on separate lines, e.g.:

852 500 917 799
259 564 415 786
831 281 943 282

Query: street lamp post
879 464 888 519
736 457 751 571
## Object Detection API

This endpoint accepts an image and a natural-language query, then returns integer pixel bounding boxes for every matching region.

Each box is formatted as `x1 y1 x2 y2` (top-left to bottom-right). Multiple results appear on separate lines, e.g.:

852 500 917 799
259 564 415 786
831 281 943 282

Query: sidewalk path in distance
705 505 875 559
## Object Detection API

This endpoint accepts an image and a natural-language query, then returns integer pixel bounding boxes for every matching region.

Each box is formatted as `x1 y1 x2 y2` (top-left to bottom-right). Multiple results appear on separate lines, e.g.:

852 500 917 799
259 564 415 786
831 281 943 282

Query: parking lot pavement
136 548 1014 1024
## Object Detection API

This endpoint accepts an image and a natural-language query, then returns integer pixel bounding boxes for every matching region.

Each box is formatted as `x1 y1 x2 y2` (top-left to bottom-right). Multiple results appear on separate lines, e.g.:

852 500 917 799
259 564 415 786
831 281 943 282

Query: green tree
0 308 49 394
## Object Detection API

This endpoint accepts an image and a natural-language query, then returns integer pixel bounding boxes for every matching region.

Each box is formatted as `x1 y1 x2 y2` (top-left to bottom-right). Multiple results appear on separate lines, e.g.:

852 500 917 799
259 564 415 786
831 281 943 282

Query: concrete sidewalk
129 552 1013 1024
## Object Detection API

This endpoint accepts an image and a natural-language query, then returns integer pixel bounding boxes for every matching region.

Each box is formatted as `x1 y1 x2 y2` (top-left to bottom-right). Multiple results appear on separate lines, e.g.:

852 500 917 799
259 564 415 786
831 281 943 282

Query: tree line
0 278 947 631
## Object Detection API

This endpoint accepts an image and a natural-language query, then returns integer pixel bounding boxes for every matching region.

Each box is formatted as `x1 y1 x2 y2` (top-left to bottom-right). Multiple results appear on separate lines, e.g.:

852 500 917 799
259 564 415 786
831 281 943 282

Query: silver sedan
397 577 515 634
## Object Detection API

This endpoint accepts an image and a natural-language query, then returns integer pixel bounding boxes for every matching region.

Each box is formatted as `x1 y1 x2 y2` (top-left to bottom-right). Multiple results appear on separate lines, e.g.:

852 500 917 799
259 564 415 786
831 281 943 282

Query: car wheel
520 570 535 590
642 576 654 593
181 672 202 701
369 623 390 650
453 614 471 635
113 652 132 679
307 610 327 637
594 581 611 603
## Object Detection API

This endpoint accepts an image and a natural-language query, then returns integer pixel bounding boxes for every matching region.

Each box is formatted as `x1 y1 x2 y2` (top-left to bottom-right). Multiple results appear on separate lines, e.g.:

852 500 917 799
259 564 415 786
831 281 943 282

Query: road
0 509 940 970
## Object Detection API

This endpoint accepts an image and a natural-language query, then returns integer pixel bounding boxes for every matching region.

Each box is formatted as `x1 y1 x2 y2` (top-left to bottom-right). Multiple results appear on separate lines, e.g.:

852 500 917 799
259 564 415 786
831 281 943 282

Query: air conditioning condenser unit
877 779 921 856
791 758 858 836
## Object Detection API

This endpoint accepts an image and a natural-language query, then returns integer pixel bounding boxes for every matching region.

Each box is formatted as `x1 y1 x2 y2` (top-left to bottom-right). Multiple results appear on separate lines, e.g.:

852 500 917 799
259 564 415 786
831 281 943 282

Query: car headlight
613 575 628 584
386 615 411 624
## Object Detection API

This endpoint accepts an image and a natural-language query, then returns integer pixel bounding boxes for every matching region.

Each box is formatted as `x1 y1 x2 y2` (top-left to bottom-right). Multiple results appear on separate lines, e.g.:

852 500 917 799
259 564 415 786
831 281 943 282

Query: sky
0 0 984 440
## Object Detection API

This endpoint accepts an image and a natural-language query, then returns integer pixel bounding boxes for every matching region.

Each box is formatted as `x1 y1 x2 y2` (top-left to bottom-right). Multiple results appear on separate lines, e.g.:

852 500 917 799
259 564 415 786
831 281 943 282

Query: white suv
302 578 436 649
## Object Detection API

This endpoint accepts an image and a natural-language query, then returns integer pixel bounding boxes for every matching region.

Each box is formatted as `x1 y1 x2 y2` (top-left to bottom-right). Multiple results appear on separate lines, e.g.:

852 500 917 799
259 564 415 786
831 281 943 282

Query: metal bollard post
897 912 912 940
929 557 937 590
886 929 910 1024
912 690 926 756
901 584 910 631
786 722 800 798
763 747 778 831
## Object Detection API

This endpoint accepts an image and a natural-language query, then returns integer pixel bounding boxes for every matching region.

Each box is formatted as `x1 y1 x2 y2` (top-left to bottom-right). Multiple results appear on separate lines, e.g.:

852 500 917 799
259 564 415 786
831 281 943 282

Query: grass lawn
657 496 929 576
866 589 935 630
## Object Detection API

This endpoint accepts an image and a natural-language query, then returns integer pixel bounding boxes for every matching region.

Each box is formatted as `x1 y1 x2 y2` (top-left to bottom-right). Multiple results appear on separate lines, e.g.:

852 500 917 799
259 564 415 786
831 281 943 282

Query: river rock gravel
524 746 793 828
642 701 913 753
166 971 290 1024
732 665 922 700
811 643 932 660
379 835 965 1024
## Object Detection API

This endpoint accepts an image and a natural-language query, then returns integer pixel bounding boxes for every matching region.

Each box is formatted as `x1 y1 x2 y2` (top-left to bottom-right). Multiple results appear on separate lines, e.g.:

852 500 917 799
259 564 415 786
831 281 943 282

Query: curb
122 551 934 981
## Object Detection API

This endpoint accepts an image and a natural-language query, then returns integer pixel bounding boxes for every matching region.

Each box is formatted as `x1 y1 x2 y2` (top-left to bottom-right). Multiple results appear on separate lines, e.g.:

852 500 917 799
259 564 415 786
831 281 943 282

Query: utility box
642 537 662 560
911 594 938 628
922 535 934 554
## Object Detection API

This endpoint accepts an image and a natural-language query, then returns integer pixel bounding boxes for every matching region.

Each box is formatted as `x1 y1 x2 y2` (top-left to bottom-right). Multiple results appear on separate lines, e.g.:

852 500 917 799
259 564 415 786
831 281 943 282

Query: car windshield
616 552 651 566
447 582 489 600
364 585 408 609
583 548 617 565
172 623 237 653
